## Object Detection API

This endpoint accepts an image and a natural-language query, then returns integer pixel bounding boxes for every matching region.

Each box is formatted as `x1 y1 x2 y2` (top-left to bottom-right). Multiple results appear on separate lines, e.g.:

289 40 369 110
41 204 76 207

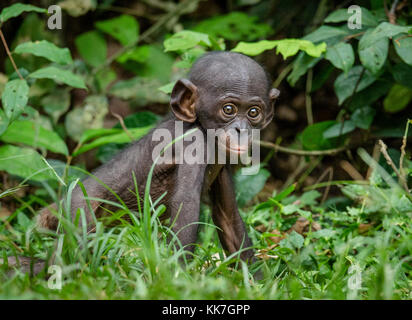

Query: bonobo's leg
209 166 255 262
168 163 206 255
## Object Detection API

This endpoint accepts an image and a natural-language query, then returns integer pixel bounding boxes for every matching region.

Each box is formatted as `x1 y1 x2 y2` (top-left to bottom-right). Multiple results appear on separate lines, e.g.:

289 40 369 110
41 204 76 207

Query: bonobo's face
170 52 280 155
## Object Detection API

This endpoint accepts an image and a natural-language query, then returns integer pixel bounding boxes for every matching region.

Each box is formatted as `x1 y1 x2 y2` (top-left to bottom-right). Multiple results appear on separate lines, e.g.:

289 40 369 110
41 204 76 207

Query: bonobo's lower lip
218 142 249 154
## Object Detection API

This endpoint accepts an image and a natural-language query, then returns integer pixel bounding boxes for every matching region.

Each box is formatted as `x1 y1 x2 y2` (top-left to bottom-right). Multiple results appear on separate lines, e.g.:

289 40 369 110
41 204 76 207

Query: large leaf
164 31 212 52
0 3 45 24
75 31 107 67
325 42 354 73
350 106 376 130
323 120 356 138
287 53 320 86
383 84 412 113
14 40 73 65
41 88 71 123
392 63 412 89
29 66 86 89
301 121 341 150
65 95 108 141
393 36 412 66
334 66 377 105
95 14 139 46
1 79 29 121
234 166 270 207
0 120 68 155
358 29 389 74
324 7 378 27
193 12 272 41
232 39 326 59
109 77 169 105
0 145 55 181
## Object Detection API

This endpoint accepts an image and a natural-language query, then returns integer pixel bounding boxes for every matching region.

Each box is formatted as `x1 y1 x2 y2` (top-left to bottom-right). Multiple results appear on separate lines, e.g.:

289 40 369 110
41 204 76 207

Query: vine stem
259 140 348 156
0 28 23 80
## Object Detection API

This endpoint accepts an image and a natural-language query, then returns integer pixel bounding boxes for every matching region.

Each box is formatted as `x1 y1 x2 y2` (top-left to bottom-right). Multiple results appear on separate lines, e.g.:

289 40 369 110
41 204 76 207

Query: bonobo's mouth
217 137 250 155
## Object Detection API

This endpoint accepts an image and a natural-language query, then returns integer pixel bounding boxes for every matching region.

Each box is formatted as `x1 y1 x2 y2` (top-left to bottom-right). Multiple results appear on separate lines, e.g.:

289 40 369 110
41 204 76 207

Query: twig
259 140 348 156
111 112 134 141
93 0 199 75
0 28 23 80
388 0 399 24
305 69 313 125
343 32 365 41
378 139 409 192
399 119 411 185
273 64 292 88
340 160 364 181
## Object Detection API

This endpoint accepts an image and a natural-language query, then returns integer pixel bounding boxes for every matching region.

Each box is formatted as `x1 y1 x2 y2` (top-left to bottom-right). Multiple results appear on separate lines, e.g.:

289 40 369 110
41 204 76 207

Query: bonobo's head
170 51 280 154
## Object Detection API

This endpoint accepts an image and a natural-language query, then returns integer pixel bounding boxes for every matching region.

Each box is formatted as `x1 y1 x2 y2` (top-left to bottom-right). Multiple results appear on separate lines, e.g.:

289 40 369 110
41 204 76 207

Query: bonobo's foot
1 256 47 277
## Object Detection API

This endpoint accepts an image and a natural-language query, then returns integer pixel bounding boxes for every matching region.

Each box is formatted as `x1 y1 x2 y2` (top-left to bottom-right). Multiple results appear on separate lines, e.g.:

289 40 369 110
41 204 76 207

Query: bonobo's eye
248 107 260 118
222 104 236 115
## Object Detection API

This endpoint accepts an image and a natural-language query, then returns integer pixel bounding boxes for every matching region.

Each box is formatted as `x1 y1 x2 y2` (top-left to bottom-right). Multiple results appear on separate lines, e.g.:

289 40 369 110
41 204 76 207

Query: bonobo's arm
168 162 207 254
209 166 255 262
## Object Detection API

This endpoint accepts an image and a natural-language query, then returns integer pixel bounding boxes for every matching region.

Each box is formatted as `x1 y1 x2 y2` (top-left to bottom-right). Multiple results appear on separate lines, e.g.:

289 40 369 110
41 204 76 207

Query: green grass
0 147 411 300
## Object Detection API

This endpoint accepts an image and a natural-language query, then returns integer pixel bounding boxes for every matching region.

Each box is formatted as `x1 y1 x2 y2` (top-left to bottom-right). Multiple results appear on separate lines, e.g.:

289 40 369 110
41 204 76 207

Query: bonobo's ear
170 79 198 123
262 88 280 128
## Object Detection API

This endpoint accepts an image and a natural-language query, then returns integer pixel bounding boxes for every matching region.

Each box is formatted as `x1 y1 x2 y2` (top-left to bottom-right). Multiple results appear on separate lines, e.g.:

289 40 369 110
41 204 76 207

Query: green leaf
193 12 272 42
0 3 45 24
29 66 86 89
368 22 411 40
324 7 378 27
232 39 326 59
351 106 376 129
323 120 356 138
109 77 169 105
358 29 389 74
164 31 212 52
41 88 71 123
301 121 341 150
0 145 55 181
158 82 175 94
334 66 377 105
287 53 320 86
287 231 304 249
393 36 412 66
234 166 270 207
392 63 412 89
303 26 348 45
1 79 29 121
325 42 354 73
0 109 9 136
0 120 68 155
75 31 107 67
96 67 116 92
65 95 108 141
14 40 73 65
79 128 122 144
383 84 412 113
116 46 150 64
95 14 139 46
74 126 153 156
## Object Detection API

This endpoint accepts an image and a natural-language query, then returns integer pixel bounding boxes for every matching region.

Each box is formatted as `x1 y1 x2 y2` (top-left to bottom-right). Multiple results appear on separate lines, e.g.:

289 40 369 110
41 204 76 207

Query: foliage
0 1 411 300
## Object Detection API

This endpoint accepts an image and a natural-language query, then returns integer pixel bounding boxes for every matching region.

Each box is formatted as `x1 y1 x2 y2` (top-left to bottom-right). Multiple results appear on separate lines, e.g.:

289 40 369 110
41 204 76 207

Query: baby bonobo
9 52 280 275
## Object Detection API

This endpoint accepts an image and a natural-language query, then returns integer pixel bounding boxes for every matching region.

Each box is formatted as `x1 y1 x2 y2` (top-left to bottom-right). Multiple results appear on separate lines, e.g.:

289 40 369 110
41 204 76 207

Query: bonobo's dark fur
6 52 280 275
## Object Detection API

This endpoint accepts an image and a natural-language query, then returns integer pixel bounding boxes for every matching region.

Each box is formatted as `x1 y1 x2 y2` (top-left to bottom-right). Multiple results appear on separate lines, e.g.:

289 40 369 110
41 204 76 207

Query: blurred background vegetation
0 0 411 299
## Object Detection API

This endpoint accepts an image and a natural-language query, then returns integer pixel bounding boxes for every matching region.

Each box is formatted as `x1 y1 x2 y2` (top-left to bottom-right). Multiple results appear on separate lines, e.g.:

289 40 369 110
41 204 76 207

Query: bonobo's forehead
189 52 270 98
